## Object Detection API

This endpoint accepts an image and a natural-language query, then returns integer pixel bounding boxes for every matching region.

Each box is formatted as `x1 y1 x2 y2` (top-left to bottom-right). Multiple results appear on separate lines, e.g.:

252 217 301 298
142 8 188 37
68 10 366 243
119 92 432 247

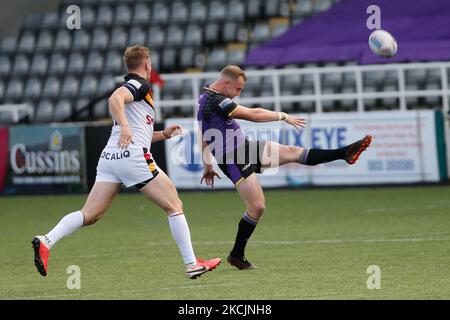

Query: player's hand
163 124 184 139
200 167 222 188
285 115 307 130
118 125 133 149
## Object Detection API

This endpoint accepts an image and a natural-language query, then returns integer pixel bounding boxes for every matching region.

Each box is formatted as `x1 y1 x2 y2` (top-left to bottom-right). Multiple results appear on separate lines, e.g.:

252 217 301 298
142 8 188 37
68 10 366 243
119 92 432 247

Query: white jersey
106 73 156 149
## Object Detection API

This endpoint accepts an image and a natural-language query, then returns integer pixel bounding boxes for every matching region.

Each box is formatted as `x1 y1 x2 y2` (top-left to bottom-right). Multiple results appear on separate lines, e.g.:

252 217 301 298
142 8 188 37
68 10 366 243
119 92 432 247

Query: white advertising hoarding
165 110 441 189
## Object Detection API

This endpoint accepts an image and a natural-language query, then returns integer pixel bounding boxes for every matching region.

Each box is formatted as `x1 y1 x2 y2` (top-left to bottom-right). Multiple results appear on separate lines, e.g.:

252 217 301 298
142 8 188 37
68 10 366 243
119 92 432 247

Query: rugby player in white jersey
32 45 221 280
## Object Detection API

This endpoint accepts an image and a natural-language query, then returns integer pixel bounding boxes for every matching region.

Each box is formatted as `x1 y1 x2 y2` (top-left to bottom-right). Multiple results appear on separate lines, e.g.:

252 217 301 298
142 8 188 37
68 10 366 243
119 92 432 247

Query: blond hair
123 45 151 71
221 65 247 81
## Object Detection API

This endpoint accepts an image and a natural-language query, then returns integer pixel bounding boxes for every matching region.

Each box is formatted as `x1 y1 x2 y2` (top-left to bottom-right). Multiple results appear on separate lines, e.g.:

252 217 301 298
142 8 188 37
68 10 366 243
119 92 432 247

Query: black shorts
217 140 266 186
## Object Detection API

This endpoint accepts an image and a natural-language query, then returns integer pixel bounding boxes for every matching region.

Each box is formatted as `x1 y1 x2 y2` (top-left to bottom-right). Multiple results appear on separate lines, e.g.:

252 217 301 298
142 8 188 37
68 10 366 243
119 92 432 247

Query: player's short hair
221 65 247 81
123 45 151 71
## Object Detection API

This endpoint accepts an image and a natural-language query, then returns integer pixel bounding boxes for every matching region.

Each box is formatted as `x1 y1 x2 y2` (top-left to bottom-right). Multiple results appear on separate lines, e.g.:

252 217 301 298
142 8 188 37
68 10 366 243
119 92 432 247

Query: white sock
44 211 84 249
168 213 196 267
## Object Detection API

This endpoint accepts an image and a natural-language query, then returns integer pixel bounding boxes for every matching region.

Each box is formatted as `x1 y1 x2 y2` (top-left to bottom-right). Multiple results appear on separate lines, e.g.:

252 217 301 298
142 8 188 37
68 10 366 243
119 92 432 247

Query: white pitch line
12 282 245 300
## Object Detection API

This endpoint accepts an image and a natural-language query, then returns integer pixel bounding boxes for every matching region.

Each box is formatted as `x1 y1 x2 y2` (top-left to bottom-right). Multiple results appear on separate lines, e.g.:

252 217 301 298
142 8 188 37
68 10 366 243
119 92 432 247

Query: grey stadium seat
29 54 49 76
171 1 189 23
60 76 79 98
293 0 314 18
93 98 109 119
226 46 246 65
110 27 128 49
250 22 271 44
223 22 239 42
184 24 203 47
96 5 114 26
206 48 226 71
42 76 61 98
189 1 207 23
72 30 90 50
12 54 30 76
152 2 170 25
165 25 184 47
148 26 166 48
204 22 220 44
1 37 17 54
133 2 151 25
67 52 85 73
98 74 117 95
80 6 96 27
115 3 132 25
180 47 195 68
79 75 99 97
85 51 104 73
208 0 226 21
26 77 43 99
34 100 54 122
48 53 67 75
247 0 262 18
91 28 109 50
18 32 36 53
227 0 245 21
35 31 53 52
5 78 24 99
128 27 146 46
54 30 72 51
53 100 72 121
0 55 11 77
161 48 177 71
104 50 123 73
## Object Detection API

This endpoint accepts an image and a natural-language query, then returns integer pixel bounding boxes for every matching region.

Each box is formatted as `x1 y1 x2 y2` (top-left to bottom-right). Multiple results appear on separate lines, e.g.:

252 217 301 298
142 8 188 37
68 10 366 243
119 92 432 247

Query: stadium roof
244 0 450 66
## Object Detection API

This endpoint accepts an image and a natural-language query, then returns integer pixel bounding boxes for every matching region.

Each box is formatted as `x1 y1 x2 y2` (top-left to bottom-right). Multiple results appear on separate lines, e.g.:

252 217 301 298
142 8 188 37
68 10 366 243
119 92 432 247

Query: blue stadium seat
29 54 48 77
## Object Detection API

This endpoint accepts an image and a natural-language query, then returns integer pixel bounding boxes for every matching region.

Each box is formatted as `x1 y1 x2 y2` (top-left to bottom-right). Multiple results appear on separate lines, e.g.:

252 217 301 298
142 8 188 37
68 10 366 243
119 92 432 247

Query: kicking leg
261 135 372 168
139 171 220 279
32 182 120 276
228 173 265 270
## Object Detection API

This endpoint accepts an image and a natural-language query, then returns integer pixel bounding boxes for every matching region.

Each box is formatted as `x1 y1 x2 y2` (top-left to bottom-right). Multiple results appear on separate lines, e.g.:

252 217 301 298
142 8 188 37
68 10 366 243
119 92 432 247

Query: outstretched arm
230 105 307 130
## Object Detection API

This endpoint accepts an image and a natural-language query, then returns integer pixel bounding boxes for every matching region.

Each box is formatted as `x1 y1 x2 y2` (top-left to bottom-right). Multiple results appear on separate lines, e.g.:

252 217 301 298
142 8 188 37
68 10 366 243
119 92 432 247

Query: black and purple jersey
197 87 246 157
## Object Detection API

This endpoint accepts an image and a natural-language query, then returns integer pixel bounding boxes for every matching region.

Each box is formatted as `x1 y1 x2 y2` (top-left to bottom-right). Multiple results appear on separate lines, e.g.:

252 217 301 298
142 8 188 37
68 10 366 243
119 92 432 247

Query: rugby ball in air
368 29 398 58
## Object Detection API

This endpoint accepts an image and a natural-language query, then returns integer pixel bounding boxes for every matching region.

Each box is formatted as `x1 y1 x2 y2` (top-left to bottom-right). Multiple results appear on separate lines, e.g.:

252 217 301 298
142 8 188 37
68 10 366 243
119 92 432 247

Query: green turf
0 186 449 300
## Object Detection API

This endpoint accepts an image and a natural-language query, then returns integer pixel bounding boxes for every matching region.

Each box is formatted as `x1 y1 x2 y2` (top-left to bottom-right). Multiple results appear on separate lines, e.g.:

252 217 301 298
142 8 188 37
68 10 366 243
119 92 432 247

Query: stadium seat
42 76 61 98
165 25 184 47
226 43 247 65
247 0 262 18
98 74 117 95
53 99 72 121
208 0 227 22
80 5 96 27
29 55 48 78
85 51 104 73
115 3 132 26
0 55 11 78
104 50 123 73
5 78 24 99
0 37 17 54
48 53 67 75
151 51 161 71
34 99 54 122
109 27 128 49
180 47 195 69
60 76 80 98
26 77 43 99
293 0 314 18
42 12 59 28
35 30 53 52
18 32 35 53
189 1 207 23
204 22 220 44
171 1 189 23
91 28 109 50
148 26 166 49
93 98 109 119
96 5 114 26
79 75 99 97
206 48 227 71
72 30 90 50
128 27 146 46
161 48 177 71
12 54 30 76
264 0 281 17
67 53 85 75
250 22 271 45
54 29 72 51
184 24 203 47
314 0 334 13
152 2 170 25
223 22 239 43
133 2 151 25
227 0 245 21
270 18 289 37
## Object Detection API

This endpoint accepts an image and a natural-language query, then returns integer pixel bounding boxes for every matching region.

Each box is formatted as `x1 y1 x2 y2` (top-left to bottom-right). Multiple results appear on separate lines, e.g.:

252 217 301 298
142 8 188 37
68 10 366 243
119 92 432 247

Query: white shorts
95 144 159 188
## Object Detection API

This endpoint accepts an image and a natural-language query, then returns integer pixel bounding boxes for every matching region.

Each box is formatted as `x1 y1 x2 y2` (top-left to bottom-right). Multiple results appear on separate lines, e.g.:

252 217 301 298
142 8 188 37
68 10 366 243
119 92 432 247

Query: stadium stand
0 0 448 124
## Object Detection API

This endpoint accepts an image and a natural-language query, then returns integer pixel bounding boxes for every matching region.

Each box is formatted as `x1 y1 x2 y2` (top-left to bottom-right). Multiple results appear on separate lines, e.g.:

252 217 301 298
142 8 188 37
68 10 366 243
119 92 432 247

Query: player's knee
251 201 266 217
164 198 183 214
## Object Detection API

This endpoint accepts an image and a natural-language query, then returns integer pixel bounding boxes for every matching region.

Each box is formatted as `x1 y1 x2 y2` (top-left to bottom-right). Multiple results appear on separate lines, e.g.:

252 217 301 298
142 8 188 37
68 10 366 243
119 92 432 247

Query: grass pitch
0 186 449 300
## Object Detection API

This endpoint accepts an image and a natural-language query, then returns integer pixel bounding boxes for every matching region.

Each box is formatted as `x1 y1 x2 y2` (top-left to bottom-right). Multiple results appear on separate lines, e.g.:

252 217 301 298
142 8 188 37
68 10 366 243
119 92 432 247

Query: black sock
301 148 347 166
230 214 258 258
